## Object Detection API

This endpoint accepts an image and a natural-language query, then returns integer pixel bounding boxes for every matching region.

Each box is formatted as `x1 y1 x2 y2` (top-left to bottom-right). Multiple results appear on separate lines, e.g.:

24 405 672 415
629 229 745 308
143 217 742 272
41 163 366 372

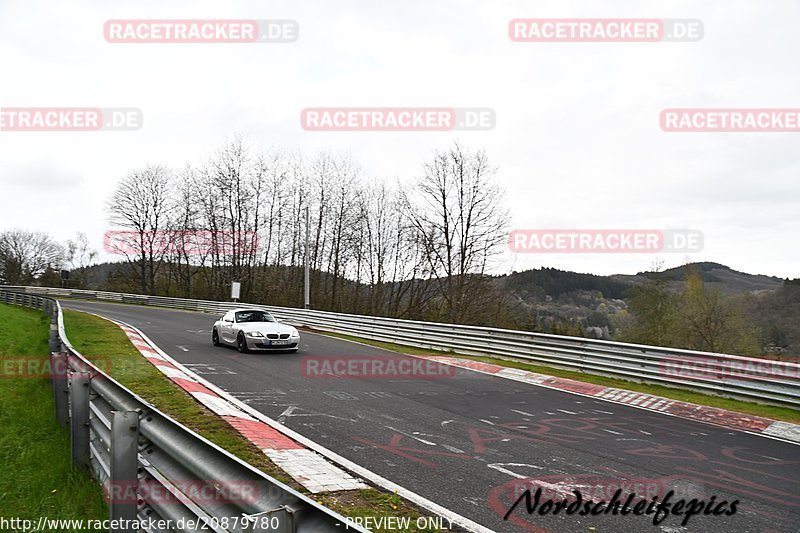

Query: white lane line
386 426 437 446
511 409 535 417
176 345 189 352
278 405 298 422
441 444 465 454
479 419 495 426
487 463 543 479
556 409 578 415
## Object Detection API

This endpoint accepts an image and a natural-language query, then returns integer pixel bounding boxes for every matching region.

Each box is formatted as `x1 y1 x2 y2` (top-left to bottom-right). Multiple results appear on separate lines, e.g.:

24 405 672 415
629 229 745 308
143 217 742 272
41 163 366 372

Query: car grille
264 333 291 339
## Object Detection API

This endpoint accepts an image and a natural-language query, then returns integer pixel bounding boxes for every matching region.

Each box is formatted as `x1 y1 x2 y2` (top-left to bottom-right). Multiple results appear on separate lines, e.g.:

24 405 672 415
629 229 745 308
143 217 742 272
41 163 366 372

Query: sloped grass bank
0 303 107 523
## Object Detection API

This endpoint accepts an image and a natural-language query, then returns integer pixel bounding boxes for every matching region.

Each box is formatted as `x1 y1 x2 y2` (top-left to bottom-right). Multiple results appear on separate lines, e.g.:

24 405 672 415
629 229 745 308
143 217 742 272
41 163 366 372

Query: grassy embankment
0 303 107 524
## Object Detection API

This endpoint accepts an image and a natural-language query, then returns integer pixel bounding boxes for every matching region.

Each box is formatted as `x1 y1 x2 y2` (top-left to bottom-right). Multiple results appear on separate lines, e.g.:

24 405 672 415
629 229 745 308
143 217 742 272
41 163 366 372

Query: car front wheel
212 328 220 346
237 332 249 353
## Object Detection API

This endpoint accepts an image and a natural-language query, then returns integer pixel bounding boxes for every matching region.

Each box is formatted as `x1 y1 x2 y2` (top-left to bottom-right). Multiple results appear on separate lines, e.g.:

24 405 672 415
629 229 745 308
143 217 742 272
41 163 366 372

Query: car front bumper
246 338 299 350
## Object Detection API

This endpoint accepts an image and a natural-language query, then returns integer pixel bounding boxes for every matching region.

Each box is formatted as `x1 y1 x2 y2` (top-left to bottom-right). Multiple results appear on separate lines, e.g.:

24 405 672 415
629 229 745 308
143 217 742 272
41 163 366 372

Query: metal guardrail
3 286 799 408
0 289 367 533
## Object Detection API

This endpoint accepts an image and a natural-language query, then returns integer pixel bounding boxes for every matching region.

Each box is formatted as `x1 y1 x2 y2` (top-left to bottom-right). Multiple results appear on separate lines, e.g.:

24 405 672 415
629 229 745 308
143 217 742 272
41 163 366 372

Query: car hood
236 322 296 334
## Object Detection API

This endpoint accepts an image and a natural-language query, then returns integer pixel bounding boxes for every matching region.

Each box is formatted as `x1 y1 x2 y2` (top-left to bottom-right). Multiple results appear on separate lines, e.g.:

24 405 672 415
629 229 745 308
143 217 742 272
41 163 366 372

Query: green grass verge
0 303 107 522
314 331 800 424
62 309 439 532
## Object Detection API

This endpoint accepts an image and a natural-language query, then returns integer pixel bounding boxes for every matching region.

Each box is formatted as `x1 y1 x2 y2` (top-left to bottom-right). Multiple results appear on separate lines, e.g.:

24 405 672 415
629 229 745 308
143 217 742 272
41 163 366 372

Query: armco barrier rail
0 289 367 533
3 286 799 408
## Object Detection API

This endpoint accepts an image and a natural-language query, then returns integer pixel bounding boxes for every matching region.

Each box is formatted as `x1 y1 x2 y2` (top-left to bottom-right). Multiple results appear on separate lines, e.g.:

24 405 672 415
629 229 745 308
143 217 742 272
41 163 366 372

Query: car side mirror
276 318 283 323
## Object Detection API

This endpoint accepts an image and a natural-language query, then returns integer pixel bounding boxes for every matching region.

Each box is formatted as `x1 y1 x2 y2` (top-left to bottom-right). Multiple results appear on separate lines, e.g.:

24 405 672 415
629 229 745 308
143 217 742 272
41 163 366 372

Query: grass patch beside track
62 309 441 533
0 303 107 523
314 330 800 424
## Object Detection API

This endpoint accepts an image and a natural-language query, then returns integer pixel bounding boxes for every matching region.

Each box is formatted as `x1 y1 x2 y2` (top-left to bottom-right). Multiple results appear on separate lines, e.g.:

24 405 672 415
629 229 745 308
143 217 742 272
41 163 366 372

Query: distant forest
505 267 631 300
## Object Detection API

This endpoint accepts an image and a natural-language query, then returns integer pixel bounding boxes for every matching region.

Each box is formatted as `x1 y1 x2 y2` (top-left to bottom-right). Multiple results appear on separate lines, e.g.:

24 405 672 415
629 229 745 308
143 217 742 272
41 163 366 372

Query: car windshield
235 311 275 323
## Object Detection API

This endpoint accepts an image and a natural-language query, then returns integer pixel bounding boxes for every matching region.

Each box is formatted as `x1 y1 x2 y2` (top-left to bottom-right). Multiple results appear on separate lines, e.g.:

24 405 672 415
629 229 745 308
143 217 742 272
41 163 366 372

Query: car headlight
290 329 300 337
246 331 264 338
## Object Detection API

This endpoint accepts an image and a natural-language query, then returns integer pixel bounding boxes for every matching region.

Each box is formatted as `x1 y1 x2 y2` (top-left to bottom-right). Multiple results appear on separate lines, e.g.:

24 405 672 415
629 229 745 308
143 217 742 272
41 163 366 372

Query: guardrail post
50 352 69 426
69 371 91 469
48 323 60 353
109 410 140 531
246 506 296 533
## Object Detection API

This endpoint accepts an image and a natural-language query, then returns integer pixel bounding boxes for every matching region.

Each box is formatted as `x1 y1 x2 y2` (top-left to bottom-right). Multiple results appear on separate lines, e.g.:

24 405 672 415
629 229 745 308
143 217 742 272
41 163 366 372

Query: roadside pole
304 206 310 309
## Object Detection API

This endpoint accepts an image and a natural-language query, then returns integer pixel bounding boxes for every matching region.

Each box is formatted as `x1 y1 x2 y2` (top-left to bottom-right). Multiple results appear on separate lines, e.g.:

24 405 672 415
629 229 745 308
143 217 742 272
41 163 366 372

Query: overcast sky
1 0 798 278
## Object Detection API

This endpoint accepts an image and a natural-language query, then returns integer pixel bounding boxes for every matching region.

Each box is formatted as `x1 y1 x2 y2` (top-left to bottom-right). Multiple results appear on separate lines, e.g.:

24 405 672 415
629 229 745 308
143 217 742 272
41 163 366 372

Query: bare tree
402 143 510 323
0 229 63 285
362 181 400 315
325 153 361 311
106 165 173 294
64 232 98 288
162 165 206 297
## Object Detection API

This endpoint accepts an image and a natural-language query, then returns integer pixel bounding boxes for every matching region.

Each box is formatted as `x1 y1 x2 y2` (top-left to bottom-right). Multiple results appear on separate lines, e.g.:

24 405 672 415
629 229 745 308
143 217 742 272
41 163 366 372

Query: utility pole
304 206 310 309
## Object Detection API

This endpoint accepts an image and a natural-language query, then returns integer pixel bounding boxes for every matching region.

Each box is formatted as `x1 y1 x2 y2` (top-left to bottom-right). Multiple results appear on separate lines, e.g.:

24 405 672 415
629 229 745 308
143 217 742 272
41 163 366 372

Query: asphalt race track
62 300 800 533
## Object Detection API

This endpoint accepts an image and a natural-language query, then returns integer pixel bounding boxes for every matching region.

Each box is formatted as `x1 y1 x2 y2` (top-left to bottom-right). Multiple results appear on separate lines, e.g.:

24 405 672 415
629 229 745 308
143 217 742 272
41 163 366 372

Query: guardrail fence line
3 285 796 408
0 288 365 533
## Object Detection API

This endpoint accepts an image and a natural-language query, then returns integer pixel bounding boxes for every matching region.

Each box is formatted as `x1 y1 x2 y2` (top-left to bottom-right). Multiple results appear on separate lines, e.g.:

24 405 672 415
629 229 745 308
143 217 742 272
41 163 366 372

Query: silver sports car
212 308 300 353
